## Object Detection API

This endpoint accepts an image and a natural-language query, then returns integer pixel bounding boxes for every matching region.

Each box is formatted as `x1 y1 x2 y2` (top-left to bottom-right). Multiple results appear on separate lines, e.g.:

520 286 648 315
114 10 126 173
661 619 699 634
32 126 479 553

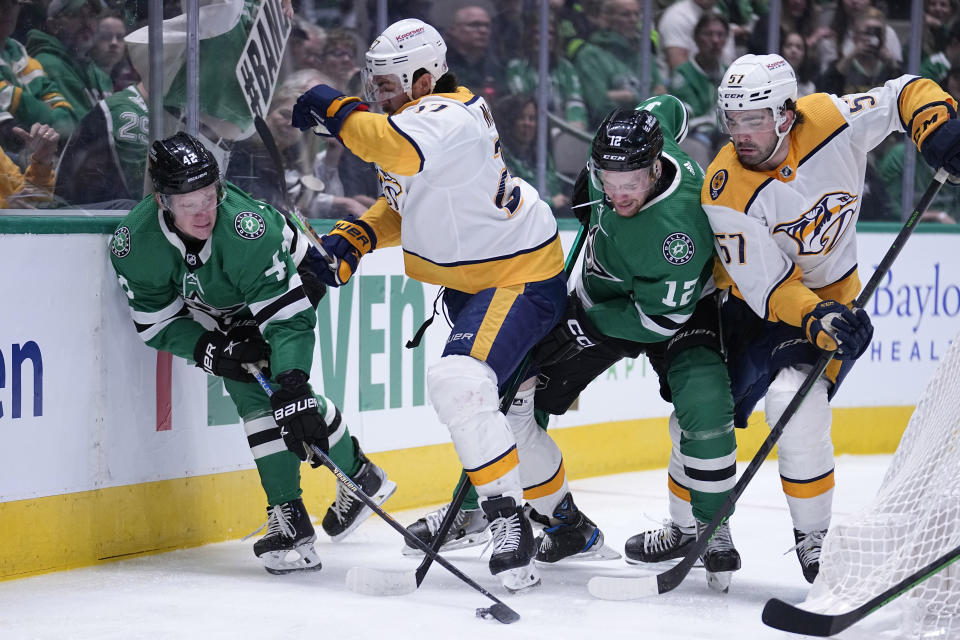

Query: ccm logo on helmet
274 397 318 421
396 27 425 41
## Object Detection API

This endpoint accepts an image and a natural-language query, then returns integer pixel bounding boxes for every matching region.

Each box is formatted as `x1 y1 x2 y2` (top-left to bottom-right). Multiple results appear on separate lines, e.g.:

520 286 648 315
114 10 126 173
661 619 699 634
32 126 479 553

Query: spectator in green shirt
26 0 112 120
504 10 588 130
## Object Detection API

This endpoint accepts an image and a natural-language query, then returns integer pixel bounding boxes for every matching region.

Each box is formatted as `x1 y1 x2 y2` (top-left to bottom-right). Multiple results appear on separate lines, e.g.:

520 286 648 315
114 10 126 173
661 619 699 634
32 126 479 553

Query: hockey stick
243 364 520 624
588 168 950 601
253 115 335 264
347 224 590 595
762 540 960 636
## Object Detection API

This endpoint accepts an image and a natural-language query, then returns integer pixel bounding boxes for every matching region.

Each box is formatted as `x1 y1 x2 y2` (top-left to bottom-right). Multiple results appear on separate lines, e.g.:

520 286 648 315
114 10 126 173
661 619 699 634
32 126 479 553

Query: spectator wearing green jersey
26 0 112 121
503 10 587 130
571 0 666 128
0 0 76 146
55 80 149 207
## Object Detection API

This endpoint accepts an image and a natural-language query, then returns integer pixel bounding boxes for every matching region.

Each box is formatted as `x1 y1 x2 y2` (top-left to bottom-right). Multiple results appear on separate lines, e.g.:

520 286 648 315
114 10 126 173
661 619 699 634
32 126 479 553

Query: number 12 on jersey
662 279 698 307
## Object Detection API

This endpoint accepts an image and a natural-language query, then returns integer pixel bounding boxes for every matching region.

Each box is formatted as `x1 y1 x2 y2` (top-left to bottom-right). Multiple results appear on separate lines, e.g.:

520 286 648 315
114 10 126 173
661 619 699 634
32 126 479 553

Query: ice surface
0 456 909 640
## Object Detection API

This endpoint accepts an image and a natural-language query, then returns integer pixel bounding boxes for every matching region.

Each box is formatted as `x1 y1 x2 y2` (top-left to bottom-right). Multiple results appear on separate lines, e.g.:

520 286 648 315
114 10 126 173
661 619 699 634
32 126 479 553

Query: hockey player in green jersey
108 132 396 574
409 95 742 591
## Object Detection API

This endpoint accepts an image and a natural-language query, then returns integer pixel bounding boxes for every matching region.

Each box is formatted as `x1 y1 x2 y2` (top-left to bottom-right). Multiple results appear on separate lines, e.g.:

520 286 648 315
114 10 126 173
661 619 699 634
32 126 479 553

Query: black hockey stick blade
762 540 960 636
761 598 848 637
308 444 519 624
476 603 521 624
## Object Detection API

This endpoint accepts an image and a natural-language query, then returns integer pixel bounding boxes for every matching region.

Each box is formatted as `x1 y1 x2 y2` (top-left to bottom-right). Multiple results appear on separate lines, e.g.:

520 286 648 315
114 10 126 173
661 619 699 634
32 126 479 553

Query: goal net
804 334 960 638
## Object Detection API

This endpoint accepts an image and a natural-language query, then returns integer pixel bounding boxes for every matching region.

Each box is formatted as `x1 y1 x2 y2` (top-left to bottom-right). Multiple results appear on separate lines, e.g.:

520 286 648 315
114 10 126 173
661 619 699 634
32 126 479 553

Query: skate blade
329 479 398 543
536 542 622 564
499 564 541 593
345 566 416 596
400 528 491 557
260 545 322 575
706 570 733 593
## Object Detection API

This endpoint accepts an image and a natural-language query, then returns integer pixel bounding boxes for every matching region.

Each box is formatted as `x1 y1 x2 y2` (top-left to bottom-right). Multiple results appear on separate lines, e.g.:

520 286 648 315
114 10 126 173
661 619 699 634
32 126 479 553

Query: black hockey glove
532 294 608 368
802 300 874 360
571 166 593 228
920 118 960 179
271 369 329 463
298 246 329 307
193 329 270 382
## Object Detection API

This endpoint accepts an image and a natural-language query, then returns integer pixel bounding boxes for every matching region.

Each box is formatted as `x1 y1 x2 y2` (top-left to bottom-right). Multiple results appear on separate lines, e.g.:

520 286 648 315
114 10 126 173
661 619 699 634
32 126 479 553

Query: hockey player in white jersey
289 18 603 592
695 53 960 582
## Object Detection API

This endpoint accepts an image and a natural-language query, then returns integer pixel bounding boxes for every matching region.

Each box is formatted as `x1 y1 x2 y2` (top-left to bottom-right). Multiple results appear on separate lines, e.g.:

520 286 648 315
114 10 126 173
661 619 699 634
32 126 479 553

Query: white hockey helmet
717 53 798 113
717 54 798 164
362 18 448 104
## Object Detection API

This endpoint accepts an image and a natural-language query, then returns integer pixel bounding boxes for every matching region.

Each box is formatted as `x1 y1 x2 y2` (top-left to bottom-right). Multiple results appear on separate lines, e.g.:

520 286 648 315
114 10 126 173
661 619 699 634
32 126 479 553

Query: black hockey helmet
590 107 663 173
149 131 221 199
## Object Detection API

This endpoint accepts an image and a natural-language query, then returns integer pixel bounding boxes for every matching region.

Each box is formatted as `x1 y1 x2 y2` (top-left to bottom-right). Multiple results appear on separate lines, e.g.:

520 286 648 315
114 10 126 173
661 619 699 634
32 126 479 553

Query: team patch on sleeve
709 169 728 200
111 226 131 258
234 211 266 239
663 232 695 265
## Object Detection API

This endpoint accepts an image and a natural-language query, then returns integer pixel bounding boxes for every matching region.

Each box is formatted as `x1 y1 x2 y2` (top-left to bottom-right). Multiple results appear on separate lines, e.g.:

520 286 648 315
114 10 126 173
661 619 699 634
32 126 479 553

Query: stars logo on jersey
111 226 131 258
584 226 621 282
663 232 695 265
235 212 266 239
709 169 728 200
773 191 859 255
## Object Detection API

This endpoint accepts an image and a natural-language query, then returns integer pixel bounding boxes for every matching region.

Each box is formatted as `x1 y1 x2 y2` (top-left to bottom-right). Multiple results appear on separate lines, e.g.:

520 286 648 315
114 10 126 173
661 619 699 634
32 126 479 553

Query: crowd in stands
1 0 958 224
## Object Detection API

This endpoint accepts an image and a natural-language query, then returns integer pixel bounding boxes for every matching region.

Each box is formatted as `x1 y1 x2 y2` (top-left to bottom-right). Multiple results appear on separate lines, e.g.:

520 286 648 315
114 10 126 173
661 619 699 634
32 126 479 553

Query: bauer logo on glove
274 396 318 422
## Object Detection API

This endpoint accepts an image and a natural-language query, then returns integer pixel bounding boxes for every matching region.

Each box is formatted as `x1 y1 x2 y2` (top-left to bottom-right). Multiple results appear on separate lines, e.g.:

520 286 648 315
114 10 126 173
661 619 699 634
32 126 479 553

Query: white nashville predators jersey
340 88 563 294
701 75 955 327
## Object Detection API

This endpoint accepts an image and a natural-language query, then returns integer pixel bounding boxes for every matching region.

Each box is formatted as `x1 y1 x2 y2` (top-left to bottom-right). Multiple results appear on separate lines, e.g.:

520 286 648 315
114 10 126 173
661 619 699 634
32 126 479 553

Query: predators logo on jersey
377 169 402 210
773 191 858 255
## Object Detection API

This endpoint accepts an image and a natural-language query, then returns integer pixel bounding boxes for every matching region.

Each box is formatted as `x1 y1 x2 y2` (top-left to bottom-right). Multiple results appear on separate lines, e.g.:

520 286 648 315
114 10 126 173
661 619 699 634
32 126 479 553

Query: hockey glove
920 118 960 179
312 219 377 287
271 369 329 463
802 300 874 360
193 329 270 382
571 166 593 228
291 84 369 138
297 247 329 307
532 294 607 368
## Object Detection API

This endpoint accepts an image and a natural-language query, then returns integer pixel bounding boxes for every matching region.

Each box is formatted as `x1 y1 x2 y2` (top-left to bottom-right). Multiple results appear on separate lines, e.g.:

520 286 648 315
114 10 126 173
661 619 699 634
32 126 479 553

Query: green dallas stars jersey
109 181 315 376
576 94 715 344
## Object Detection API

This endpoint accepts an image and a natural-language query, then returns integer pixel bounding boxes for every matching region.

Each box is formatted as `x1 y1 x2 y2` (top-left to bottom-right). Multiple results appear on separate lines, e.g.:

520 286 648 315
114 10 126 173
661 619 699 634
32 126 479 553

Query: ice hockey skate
697 520 741 593
624 519 696 564
322 439 397 541
481 495 540 593
252 498 322 575
529 493 621 563
790 527 826 583
401 503 489 557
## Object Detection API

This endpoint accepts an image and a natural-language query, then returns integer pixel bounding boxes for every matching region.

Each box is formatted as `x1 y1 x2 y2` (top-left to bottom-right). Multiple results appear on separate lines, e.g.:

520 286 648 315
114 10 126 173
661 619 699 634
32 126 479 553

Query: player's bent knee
427 355 500 428
670 348 734 437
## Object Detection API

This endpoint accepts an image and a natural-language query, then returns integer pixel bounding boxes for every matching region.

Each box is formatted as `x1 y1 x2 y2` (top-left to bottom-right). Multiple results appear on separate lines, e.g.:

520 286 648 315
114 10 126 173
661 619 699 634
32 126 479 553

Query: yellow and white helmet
363 18 448 104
